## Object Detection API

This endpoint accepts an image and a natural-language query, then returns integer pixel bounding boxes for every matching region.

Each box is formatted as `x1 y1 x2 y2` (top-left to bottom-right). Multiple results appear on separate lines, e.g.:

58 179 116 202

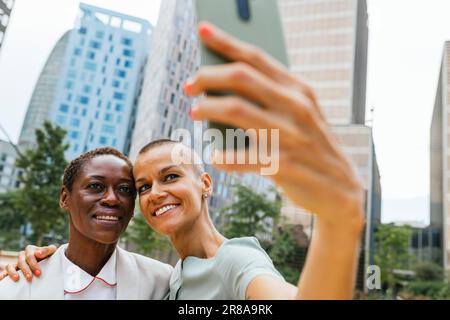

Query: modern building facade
279 0 368 125
0 139 18 193
18 31 71 151
0 0 14 53
430 41 450 272
50 3 152 160
278 0 380 290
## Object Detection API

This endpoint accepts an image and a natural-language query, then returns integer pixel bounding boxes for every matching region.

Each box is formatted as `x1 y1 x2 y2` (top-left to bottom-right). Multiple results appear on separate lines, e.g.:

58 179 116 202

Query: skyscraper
278 0 380 290
51 3 152 160
0 0 14 53
18 31 71 151
279 0 368 125
430 42 450 271
0 139 18 193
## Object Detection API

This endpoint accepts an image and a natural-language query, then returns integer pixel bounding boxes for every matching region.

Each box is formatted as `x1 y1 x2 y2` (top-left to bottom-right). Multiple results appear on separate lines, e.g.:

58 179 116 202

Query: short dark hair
138 138 179 155
138 139 205 175
62 147 133 192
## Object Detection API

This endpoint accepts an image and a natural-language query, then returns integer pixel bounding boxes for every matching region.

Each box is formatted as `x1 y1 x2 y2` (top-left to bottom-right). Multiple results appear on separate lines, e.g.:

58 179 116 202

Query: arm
0 245 57 282
187 22 365 299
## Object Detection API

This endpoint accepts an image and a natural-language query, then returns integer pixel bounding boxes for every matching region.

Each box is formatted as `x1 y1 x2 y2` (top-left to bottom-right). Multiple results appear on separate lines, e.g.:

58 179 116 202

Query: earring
203 192 209 199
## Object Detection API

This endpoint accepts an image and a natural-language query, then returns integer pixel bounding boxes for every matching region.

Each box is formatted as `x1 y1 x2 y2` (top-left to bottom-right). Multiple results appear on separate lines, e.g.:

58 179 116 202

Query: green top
168 237 285 300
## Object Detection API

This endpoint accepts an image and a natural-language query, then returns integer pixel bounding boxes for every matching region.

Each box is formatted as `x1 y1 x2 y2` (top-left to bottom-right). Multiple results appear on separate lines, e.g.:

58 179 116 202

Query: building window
96 31 104 39
79 27 87 35
102 124 115 134
89 40 101 49
71 118 80 126
124 60 133 68
116 58 121 66
83 85 92 94
84 61 97 71
74 48 82 56
115 104 124 112
65 81 74 89
56 115 66 125
115 69 126 78
99 136 108 144
77 96 89 105
113 92 125 100
87 51 95 60
123 49 135 57
70 131 80 139
112 79 120 88
59 104 69 113
104 113 113 122
170 93 175 104
121 37 132 46
82 109 87 116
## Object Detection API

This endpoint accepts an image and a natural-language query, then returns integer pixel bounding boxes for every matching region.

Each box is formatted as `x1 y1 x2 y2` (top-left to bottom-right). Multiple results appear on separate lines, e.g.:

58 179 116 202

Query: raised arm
185 22 365 299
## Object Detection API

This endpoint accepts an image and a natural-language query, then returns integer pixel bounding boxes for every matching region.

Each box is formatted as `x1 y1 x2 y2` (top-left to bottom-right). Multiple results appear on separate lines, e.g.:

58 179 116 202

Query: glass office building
51 3 152 160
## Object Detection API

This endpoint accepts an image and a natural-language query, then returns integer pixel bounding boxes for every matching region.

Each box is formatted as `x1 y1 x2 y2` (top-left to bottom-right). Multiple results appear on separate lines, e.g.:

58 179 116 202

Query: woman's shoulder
117 247 173 272
216 237 270 264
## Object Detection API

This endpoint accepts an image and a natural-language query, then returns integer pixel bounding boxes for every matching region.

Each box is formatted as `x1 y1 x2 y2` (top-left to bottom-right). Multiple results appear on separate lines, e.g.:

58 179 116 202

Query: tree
13 121 69 246
123 211 171 257
220 184 281 239
374 223 413 297
413 261 443 282
0 191 26 250
220 183 299 283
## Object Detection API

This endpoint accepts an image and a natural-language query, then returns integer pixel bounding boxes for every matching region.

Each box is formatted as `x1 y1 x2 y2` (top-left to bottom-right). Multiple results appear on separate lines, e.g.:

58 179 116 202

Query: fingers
198 21 297 87
191 96 304 146
5 263 20 282
185 62 290 112
18 251 33 282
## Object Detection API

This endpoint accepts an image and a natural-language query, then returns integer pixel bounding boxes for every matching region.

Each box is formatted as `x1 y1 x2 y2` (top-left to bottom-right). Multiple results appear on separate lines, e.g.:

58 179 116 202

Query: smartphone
195 0 289 150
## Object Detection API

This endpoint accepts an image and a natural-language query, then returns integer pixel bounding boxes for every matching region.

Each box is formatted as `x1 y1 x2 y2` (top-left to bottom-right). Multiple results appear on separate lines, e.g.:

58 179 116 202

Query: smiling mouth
94 215 122 222
153 204 180 217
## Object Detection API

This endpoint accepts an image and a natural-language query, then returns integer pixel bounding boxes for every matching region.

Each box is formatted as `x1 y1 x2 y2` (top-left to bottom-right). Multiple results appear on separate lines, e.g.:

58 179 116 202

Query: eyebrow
135 165 181 184
85 175 134 183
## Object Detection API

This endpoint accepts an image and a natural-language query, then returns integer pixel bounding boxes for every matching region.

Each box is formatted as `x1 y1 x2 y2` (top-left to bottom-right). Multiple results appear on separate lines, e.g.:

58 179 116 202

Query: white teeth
155 204 179 216
95 216 119 221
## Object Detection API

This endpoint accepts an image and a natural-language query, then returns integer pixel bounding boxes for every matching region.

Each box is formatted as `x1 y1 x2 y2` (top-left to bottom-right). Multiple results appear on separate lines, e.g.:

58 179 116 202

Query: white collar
62 248 117 294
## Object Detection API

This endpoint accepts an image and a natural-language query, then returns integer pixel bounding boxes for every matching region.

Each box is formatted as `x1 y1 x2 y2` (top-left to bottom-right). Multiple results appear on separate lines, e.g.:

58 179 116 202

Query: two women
1 22 365 299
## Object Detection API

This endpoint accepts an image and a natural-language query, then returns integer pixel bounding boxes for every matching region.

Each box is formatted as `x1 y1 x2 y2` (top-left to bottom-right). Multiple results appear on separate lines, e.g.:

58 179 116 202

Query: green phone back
195 0 289 68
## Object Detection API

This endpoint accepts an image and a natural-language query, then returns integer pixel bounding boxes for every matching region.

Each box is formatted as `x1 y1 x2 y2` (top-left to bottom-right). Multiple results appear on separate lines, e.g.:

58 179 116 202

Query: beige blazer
0 244 173 300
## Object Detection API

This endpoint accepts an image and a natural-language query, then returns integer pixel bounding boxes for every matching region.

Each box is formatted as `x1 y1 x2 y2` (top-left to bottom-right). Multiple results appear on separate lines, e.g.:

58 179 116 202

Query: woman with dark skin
0 148 171 300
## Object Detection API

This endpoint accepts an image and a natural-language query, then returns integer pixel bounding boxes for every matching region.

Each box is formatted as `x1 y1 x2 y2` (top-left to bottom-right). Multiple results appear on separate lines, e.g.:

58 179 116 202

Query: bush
404 281 448 299
413 262 443 282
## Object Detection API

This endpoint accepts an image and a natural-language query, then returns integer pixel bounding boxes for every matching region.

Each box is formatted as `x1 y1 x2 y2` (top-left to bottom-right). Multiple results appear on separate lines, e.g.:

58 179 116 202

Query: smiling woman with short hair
0 147 172 300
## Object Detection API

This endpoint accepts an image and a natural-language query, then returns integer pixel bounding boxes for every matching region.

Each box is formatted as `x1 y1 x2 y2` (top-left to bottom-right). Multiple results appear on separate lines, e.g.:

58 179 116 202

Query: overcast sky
0 0 449 224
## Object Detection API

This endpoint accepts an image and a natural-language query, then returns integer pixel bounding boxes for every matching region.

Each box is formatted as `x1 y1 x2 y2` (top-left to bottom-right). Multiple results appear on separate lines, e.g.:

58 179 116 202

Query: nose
100 186 120 207
148 182 168 203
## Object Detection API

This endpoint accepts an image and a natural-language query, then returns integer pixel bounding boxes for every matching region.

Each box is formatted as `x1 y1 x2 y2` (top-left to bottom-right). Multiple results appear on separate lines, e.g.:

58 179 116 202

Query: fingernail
12 274 19 281
189 107 199 120
34 270 41 277
36 250 42 256
26 274 32 281
199 22 214 38
184 82 193 96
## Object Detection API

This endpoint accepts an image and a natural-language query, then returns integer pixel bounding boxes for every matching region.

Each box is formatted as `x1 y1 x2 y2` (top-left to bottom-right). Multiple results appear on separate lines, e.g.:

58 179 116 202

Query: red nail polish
12 275 19 281
34 270 41 277
199 23 214 38
26 274 32 281
184 82 192 95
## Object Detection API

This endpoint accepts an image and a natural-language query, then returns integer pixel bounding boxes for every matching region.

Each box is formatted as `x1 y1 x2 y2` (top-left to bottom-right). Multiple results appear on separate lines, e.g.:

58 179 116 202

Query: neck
66 223 117 276
171 209 226 260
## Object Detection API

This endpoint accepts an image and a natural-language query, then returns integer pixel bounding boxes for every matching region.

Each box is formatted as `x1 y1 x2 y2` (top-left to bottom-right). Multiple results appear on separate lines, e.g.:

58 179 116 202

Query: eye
118 185 135 195
138 184 151 194
164 173 179 182
88 183 104 191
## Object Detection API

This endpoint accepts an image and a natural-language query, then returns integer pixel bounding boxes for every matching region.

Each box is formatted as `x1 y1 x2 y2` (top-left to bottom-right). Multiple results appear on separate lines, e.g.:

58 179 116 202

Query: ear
59 186 70 211
200 172 213 194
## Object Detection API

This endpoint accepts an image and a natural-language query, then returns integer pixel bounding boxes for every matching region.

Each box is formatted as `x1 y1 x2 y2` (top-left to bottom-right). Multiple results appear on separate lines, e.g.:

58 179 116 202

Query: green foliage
265 226 299 284
220 184 281 239
220 183 300 284
374 223 413 295
123 211 171 256
12 122 69 246
413 261 443 282
403 281 450 299
0 191 26 250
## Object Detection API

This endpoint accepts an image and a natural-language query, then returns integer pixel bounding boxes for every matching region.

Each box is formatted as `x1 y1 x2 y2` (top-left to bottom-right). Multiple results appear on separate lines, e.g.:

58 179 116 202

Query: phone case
195 0 289 148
